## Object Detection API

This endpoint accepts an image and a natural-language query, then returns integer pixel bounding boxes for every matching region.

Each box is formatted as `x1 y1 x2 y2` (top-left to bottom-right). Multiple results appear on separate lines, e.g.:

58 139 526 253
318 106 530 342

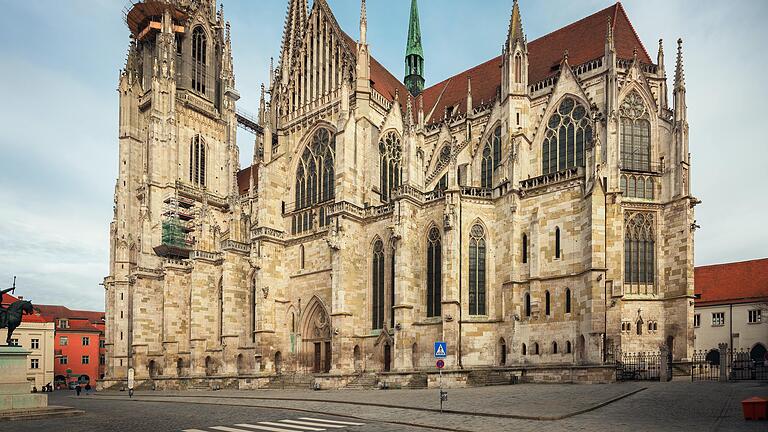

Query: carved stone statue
0 285 34 345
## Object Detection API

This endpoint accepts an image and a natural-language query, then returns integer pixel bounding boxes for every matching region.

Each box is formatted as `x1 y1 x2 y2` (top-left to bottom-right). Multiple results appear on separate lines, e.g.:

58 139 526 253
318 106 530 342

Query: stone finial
674 38 685 90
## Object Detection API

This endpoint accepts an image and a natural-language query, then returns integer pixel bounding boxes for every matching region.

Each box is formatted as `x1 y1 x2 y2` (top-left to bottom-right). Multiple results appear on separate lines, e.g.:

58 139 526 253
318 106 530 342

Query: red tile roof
419 2 651 124
35 304 105 325
1 293 51 324
695 258 768 306
341 32 411 105
237 165 257 195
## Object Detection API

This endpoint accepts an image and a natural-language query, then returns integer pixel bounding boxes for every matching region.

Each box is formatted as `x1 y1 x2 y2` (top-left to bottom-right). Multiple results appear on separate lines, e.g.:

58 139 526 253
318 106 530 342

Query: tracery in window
379 131 402 202
620 91 651 171
621 174 655 199
372 239 385 330
481 126 502 188
191 26 207 95
468 224 487 315
426 227 442 317
189 135 206 186
295 128 336 210
624 212 656 292
542 97 592 174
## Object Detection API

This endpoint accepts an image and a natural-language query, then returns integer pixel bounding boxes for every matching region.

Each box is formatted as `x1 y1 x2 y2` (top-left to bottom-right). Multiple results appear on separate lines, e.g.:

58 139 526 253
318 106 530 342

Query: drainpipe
729 303 733 351
458 195 464 369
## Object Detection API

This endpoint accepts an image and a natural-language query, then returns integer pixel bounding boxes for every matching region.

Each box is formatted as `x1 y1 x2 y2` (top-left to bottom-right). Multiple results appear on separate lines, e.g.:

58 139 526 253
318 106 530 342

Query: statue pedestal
0 346 46 411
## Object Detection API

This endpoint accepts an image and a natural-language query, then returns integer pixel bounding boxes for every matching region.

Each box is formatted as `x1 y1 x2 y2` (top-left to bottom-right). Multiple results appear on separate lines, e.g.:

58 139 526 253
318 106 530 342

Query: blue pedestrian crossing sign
434 341 447 359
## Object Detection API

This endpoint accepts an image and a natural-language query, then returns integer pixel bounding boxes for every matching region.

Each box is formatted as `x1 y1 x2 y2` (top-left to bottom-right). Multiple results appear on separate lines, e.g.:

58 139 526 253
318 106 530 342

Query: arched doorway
205 356 215 376
353 345 362 372
498 338 507 366
383 343 392 372
274 351 283 374
751 343 767 363
705 349 720 366
148 360 158 379
176 358 185 377
300 296 332 373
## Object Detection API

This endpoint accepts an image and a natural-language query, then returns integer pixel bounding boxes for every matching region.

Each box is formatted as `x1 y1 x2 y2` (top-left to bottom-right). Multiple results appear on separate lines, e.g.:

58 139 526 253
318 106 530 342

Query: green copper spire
404 0 424 96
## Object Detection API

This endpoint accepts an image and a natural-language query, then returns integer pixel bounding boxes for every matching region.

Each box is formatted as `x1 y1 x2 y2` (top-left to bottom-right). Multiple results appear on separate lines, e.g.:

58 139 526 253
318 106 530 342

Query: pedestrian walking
85 383 92 395
75 384 81 396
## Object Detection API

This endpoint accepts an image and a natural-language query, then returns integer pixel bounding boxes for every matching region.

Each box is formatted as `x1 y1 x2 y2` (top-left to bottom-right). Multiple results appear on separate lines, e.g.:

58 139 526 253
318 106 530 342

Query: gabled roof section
35 304 105 325
419 2 652 125
237 165 257 195
695 258 768 306
339 32 410 104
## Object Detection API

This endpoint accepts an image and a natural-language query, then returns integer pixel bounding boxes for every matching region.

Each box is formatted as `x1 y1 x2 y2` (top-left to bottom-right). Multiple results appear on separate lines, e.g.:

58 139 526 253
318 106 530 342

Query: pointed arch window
565 288 571 314
514 54 522 83
295 127 336 211
620 91 651 172
481 126 502 189
545 290 551 316
522 233 528 263
469 224 487 315
379 131 402 202
189 135 206 186
372 239 385 330
299 244 305 270
191 26 207 95
426 227 442 317
555 227 561 259
542 97 592 174
624 212 656 292
525 292 531 317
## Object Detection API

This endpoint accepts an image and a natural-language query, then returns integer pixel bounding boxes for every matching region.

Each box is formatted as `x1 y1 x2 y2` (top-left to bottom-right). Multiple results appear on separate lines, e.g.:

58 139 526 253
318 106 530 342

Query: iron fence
728 349 768 381
691 349 720 381
615 351 662 381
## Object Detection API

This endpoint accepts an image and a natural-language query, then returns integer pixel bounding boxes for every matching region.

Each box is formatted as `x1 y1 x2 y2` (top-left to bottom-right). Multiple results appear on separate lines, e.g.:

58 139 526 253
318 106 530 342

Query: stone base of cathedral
99 364 617 392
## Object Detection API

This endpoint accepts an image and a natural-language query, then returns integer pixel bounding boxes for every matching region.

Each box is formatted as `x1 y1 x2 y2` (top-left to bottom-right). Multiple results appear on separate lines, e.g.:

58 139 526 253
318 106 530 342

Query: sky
0 0 766 311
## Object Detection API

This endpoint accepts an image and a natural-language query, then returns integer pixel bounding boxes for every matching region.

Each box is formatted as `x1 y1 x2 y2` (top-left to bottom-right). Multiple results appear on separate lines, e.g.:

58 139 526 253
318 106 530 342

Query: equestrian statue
0 278 34 345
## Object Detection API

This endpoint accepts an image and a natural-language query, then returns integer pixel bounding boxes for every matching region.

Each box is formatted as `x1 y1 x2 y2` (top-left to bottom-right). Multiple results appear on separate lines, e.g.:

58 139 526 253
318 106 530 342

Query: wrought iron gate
691 350 719 381
615 351 662 381
728 349 768 380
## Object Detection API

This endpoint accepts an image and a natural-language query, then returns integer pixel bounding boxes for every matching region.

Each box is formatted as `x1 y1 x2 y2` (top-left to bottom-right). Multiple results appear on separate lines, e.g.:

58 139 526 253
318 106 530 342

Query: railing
691 349 720 381
289 201 334 235
620 160 663 174
520 167 581 191
617 58 658 74
573 57 603 76
461 186 492 199
221 239 250 253
189 250 221 261
529 75 559 93
728 349 768 380
614 351 662 381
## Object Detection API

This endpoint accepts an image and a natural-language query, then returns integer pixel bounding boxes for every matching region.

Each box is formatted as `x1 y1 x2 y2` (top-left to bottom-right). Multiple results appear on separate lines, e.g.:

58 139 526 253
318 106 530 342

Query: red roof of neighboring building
1 293 50 324
695 258 768 306
418 2 651 124
35 305 105 324
237 165 257 195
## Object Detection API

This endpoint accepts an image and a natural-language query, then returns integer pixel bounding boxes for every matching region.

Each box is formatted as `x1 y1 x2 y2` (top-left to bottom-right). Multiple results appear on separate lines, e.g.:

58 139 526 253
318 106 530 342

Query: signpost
434 342 448 413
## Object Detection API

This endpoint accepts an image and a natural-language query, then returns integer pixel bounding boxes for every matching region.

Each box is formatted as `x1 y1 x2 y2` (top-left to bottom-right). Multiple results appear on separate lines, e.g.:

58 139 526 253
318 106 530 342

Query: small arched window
566 340 572 354
514 54 522 83
426 227 442 317
191 26 207 94
522 233 528 263
542 97 592 174
379 131 402 202
372 239 385 330
620 90 651 171
636 320 643 336
468 224 487 315
545 291 551 316
534 343 540 355
522 343 527 356
525 292 531 317
555 227 561 259
565 288 571 314
552 341 558 354
189 135 206 186
299 245 305 270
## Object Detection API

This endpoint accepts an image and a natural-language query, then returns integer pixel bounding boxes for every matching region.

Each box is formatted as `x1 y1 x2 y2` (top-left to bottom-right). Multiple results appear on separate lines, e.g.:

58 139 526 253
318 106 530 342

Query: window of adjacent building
82 337 90 346
712 312 725 327
59 319 69 329
189 134 207 187
60 336 68 346
620 90 651 172
541 97 592 175
10 338 18 346
60 356 68 365
371 239 385 330
191 26 207 94
82 355 90 365
555 227 561 259
624 212 655 289
468 224 487 316
748 309 762 324
565 288 571 314
379 131 402 203
693 314 700 328
31 359 39 369
426 227 442 317
100 355 106 365
100 339 105 348
481 126 502 189
31 339 39 350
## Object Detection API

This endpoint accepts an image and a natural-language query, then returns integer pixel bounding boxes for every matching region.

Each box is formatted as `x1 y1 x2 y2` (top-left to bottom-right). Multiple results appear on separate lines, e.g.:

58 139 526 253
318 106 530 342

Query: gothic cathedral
104 0 697 386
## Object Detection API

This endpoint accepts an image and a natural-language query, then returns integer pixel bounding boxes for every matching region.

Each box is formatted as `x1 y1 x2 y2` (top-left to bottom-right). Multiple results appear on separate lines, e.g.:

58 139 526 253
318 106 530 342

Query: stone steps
344 373 378 390
406 373 428 389
264 373 314 390
467 369 513 387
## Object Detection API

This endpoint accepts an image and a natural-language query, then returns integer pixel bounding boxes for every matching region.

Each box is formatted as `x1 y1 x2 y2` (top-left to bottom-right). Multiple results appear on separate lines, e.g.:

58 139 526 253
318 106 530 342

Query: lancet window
379 131 402 202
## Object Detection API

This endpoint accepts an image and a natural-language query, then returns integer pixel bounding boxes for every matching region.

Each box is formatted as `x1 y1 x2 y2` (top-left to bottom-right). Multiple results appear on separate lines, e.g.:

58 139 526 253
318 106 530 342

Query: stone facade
104 0 698 385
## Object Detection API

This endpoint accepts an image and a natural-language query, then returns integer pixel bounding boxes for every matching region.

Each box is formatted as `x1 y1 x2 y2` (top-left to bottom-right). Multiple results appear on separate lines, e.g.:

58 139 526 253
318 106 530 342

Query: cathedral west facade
104 0 698 385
